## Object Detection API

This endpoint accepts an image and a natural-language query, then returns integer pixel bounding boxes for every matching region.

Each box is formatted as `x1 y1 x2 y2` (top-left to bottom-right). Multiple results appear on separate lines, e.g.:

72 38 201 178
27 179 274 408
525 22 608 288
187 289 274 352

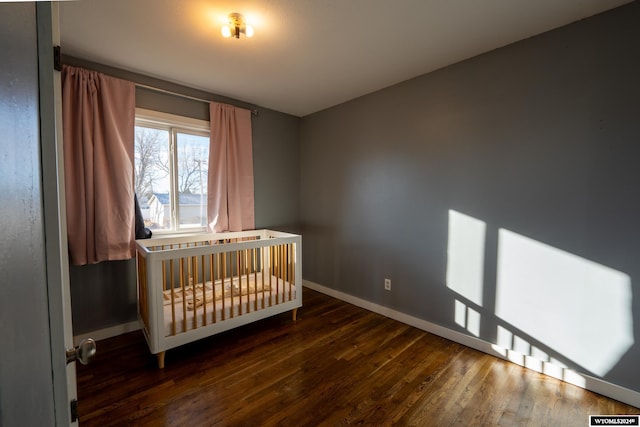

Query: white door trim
37 3 77 425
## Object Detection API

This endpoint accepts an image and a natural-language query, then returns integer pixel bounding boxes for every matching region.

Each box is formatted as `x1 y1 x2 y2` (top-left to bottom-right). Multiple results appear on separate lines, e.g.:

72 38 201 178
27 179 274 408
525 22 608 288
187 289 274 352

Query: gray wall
300 2 640 392
0 3 57 424
65 57 300 334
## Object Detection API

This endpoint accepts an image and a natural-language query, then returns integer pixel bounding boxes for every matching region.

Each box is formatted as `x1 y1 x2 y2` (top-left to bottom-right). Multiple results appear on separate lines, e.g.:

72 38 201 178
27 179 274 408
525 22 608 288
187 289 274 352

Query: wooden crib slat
191 255 197 330
253 247 258 311
287 243 291 301
285 244 289 302
289 243 293 301
291 243 296 297
286 243 290 301
269 246 274 307
244 249 249 312
180 251 187 333
273 245 278 304
279 245 287 303
280 245 287 302
222 252 227 320
236 251 242 315
277 244 283 304
261 246 266 310
246 249 249 310
169 255 176 336
244 249 250 313
283 244 287 302
240 250 245 313
201 253 207 326
214 254 218 323
230 249 235 317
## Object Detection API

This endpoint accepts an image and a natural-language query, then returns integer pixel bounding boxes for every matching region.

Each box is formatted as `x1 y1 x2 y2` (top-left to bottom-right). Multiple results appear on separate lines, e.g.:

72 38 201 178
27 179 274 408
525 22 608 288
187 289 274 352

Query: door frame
37 3 77 425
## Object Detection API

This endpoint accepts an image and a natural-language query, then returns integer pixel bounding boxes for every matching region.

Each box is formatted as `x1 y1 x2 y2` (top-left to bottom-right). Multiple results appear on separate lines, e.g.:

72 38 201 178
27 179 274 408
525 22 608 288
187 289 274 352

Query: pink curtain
62 65 135 265
208 102 255 232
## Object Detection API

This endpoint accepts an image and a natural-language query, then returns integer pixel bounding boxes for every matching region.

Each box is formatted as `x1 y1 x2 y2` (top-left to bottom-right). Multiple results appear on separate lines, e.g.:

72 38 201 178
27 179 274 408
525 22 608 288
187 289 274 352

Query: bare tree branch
135 127 208 202
134 127 168 199
177 143 208 195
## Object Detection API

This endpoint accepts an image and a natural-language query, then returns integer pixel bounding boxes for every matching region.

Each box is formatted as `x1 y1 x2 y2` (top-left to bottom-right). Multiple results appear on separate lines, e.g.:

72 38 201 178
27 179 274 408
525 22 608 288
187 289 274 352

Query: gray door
0 3 74 426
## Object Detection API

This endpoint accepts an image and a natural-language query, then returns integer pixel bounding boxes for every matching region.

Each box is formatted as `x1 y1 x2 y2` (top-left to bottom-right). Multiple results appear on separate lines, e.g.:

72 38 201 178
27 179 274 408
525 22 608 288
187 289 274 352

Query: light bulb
221 25 232 38
245 25 254 37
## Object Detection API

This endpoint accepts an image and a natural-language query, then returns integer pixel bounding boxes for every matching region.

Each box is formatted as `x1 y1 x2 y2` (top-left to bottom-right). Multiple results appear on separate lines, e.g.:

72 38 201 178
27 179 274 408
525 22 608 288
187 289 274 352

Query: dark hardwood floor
76 288 639 426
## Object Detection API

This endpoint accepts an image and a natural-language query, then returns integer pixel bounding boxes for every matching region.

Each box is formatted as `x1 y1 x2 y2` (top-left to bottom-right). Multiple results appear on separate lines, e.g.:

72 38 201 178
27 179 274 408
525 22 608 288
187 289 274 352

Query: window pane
176 132 209 228
134 126 171 230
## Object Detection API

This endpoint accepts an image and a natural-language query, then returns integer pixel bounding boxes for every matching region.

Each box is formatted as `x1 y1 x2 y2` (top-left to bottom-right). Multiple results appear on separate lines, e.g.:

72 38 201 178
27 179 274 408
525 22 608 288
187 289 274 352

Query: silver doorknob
66 338 96 365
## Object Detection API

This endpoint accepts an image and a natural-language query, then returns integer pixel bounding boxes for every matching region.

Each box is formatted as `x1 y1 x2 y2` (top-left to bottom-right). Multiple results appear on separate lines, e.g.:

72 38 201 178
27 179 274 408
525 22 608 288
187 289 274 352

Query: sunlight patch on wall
447 210 486 306
455 299 481 337
495 229 633 376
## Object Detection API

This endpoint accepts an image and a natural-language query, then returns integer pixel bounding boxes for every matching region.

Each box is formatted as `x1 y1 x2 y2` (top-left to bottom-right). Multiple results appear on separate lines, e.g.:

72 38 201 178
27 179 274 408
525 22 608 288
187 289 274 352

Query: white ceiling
59 0 632 117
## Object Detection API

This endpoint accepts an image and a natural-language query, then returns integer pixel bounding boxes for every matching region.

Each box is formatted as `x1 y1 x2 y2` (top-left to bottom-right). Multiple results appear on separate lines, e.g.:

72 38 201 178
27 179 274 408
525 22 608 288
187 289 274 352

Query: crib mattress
161 273 295 337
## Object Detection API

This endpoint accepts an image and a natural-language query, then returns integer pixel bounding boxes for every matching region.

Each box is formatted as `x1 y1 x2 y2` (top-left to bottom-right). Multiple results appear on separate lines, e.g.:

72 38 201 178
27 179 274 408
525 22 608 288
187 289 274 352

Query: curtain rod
54 46 259 116
135 83 259 116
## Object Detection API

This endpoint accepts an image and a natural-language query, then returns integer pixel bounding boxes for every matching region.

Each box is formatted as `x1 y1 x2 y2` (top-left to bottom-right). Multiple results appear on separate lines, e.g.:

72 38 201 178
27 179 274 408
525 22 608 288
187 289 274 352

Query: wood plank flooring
76 288 639 426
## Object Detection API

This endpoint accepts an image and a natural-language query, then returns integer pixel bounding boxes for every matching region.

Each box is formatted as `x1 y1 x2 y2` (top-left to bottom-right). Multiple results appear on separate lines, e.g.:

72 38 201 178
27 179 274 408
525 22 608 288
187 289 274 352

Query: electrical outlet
384 278 391 291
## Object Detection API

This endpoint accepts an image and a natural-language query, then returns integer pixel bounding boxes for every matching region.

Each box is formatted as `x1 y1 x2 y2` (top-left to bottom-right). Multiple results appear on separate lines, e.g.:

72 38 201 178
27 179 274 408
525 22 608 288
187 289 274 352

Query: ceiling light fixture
221 13 254 39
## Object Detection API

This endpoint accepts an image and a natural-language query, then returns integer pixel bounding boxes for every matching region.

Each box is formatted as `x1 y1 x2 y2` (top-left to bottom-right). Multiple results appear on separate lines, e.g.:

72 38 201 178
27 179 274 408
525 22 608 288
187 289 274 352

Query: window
134 108 210 233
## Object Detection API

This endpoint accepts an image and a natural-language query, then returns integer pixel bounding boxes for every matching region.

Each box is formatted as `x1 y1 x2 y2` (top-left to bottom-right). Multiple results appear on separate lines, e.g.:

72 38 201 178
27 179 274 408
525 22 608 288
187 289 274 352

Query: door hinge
54 45 62 71
70 399 78 423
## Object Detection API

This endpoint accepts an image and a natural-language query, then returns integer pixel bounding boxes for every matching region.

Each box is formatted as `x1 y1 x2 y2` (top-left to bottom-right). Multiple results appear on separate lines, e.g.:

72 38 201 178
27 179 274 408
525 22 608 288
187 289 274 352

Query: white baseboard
303 280 640 409
73 320 140 346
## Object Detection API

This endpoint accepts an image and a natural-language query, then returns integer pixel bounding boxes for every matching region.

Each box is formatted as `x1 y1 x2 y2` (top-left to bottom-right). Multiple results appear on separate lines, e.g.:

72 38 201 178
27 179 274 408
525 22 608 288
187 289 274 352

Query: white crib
135 229 302 368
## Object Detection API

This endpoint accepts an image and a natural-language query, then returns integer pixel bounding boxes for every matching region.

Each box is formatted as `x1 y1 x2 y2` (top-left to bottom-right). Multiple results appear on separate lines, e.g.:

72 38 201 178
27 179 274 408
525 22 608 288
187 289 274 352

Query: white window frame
135 108 210 235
